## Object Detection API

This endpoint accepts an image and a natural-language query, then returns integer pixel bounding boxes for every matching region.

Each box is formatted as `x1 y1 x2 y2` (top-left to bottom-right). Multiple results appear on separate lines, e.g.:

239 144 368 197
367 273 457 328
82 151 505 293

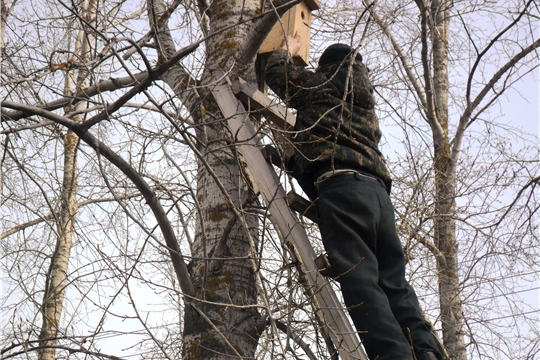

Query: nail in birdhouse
259 0 320 66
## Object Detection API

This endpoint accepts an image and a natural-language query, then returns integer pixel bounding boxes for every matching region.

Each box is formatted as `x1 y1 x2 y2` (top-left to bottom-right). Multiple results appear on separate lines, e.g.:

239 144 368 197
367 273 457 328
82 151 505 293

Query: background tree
352 1 539 359
32 3 101 360
2 1 538 360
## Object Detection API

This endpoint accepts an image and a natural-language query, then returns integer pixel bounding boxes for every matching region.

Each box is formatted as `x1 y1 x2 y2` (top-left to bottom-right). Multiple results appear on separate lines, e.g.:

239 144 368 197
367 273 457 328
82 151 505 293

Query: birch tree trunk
429 2 467 359
0 0 12 198
0 0 15 50
37 1 97 358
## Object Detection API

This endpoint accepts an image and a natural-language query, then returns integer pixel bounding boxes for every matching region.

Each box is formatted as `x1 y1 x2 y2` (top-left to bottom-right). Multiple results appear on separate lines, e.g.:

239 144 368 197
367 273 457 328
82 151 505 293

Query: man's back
265 49 392 197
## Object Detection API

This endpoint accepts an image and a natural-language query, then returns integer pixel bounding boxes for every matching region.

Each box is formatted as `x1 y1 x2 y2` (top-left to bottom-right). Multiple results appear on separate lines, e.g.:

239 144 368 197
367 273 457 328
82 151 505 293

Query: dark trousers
316 173 441 360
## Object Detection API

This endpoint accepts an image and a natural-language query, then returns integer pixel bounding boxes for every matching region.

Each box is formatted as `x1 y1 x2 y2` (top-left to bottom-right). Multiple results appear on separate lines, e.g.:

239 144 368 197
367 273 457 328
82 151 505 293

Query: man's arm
264 33 315 108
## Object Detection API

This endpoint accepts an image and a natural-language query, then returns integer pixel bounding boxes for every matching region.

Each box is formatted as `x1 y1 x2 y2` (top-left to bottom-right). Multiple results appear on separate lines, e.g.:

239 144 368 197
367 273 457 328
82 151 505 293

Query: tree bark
0 0 16 50
182 4 265 356
37 1 97 358
147 0 266 358
430 1 467 359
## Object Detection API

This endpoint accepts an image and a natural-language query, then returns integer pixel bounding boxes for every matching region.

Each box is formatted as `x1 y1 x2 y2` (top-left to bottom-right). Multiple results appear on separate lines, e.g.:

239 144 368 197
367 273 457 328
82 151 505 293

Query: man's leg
317 174 413 360
375 183 443 360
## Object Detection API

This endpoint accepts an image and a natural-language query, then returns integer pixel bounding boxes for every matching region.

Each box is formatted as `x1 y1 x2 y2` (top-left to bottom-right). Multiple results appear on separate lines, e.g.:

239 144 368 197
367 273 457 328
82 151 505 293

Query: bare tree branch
1 101 196 298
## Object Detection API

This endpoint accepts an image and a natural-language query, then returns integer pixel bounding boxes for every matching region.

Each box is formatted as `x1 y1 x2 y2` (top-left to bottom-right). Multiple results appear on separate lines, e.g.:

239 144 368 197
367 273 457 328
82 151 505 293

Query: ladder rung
287 192 317 223
231 77 296 130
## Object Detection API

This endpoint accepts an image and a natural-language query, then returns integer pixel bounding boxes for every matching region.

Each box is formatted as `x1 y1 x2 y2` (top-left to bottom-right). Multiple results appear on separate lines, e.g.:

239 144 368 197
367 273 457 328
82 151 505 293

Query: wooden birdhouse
259 0 320 66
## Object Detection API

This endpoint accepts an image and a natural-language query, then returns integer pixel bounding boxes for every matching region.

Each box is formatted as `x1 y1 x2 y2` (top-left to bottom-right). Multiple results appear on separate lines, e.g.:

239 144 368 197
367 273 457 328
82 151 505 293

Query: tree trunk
0 0 13 50
38 130 78 360
37 1 96 358
182 153 263 359
147 0 266 358
430 1 467 359
0 0 11 198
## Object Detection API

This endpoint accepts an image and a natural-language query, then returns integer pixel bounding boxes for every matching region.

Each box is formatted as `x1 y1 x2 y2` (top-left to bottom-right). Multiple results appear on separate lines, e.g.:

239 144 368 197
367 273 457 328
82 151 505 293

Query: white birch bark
37 1 97 358
0 0 16 50
430 2 467 359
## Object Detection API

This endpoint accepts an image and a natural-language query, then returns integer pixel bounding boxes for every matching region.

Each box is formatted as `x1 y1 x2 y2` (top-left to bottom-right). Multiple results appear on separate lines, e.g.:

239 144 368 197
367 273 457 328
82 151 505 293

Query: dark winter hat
319 43 362 67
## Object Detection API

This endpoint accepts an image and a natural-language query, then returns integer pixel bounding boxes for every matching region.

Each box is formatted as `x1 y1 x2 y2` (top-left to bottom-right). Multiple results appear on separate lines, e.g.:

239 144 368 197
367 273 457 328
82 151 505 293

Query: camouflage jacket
265 49 392 198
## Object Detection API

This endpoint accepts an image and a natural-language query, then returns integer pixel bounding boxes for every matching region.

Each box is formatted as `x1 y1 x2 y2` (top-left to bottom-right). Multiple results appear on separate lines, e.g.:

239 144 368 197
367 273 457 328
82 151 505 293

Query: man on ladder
264 32 443 360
